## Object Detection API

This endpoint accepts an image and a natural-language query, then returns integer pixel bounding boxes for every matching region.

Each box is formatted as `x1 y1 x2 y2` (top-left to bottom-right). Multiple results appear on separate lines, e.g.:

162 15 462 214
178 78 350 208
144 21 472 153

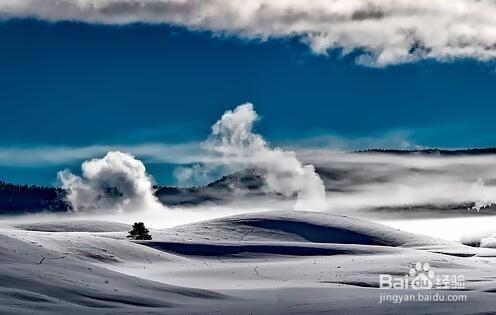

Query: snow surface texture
14 220 130 233
2 210 496 314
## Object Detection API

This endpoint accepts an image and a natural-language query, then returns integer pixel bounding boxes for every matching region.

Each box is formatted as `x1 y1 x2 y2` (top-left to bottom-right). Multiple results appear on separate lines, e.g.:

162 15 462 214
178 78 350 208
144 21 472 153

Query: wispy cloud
281 130 426 152
0 129 448 168
3 0 496 66
0 143 203 166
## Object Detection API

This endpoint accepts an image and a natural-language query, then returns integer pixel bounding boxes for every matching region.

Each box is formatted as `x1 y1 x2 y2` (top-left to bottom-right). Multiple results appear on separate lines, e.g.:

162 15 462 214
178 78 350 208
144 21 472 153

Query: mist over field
2 104 489 246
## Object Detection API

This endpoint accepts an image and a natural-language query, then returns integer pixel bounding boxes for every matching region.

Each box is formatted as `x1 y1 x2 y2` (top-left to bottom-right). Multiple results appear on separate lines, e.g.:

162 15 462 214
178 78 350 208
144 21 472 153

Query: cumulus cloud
3 0 496 65
179 103 327 211
58 151 164 212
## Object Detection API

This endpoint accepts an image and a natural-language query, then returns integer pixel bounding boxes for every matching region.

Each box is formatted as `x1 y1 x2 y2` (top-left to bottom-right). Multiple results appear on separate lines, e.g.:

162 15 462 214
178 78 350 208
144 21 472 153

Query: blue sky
2 18 496 185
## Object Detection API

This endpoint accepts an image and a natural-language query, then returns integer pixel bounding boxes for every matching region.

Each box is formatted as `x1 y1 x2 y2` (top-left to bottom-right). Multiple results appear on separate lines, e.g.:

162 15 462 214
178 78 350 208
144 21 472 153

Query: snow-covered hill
2 211 496 314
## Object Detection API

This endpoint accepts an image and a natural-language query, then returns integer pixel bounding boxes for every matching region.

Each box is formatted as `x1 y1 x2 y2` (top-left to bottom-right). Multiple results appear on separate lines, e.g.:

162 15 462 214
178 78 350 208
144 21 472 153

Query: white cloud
284 131 426 152
0 143 202 167
58 151 164 212
179 103 327 211
3 0 496 65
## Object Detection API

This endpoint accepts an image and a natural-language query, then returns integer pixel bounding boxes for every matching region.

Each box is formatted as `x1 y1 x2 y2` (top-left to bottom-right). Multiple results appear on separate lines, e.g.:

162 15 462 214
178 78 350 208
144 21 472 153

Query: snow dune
14 220 130 232
2 210 496 314
153 210 441 246
0 233 226 314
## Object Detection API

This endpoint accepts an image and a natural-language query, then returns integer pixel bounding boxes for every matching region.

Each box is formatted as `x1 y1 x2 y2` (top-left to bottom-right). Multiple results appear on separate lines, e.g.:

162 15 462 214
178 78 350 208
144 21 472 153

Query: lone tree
127 222 152 240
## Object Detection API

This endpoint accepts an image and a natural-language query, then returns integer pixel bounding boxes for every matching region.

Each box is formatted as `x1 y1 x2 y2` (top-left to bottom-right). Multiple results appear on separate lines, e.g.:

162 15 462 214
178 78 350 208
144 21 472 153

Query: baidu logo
378 262 468 304
408 262 435 290
379 262 465 290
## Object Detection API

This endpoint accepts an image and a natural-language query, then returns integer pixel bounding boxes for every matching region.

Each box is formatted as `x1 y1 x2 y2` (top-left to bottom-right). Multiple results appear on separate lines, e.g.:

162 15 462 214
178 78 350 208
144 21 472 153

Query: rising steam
58 151 163 212
178 103 327 211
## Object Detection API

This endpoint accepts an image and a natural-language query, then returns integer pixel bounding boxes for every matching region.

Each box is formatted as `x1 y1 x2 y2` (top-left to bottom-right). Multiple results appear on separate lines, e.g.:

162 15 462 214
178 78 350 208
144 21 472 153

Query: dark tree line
0 181 70 214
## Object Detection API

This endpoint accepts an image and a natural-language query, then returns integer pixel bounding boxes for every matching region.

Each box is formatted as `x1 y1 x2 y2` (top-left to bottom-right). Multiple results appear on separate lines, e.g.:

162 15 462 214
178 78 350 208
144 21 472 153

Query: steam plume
179 103 327 211
58 151 163 212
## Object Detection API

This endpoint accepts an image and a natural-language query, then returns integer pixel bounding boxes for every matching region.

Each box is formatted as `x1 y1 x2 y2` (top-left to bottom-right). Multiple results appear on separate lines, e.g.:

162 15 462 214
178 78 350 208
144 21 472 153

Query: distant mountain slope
154 168 270 206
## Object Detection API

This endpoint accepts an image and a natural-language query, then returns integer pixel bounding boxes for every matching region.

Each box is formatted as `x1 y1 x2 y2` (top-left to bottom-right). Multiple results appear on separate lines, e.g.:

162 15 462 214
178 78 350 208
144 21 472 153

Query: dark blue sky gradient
1 19 496 184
